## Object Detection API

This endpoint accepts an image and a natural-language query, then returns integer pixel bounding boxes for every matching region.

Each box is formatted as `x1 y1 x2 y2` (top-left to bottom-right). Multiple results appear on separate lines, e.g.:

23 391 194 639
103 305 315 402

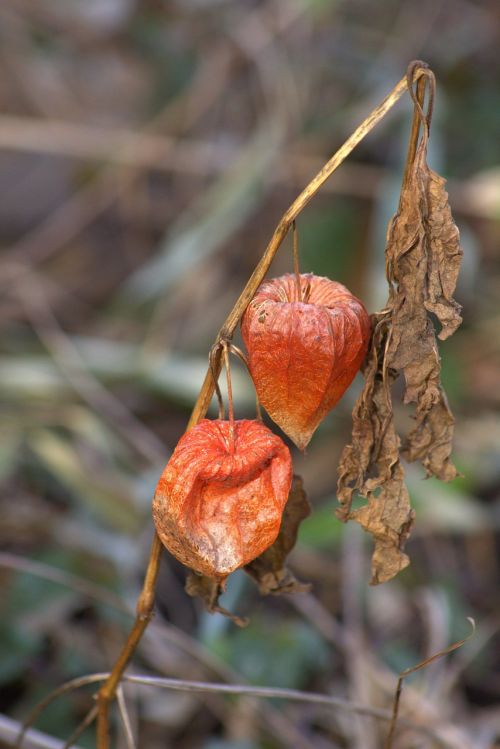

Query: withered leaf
337 318 416 584
337 78 462 584
245 474 312 594
185 572 248 627
425 169 463 341
349 463 415 585
392 138 462 481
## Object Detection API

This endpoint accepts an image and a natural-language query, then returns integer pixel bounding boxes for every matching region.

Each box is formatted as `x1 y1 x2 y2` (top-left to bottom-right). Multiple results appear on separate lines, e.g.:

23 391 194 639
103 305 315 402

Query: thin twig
400 60 436 195
0 713 82 749
16 676 103 749
209 345 225 419
62 705 98 749
116 687 137 749
222 341 235 451
226 343 263 421
440 614 500 698
292 220 302 302
123 674 390 719
384 618 476 748
96 534 162 749
226 343 249 368
17 669 468 747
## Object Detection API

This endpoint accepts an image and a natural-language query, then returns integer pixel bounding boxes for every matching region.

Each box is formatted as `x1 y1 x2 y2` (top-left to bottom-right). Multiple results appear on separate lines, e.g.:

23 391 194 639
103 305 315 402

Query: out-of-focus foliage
0 1 499 747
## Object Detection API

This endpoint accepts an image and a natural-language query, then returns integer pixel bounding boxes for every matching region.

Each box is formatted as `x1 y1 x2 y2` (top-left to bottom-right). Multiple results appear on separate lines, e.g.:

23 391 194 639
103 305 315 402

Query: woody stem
222 342 235 453
226 343 263 422
292 221 302 302
209 346 225 419
96 533 162 749
401 62 435 194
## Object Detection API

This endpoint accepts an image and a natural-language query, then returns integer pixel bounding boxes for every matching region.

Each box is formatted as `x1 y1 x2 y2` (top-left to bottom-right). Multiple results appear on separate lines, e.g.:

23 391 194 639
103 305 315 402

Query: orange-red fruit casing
241 273 371 450
152 419 293 578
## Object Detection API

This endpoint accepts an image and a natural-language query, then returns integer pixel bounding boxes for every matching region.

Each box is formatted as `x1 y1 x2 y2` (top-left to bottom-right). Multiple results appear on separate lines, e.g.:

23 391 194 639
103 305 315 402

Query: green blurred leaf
298 500 342 548
0 623 39 684
28 429 140 532
213 617 328 689
299 200 362 281
408 472 488 533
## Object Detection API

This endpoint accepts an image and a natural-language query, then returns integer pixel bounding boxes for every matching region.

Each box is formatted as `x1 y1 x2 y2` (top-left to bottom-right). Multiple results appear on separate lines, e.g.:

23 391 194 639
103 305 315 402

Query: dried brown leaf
245 474 311 594
185 573 248 627
337 73 462 584
337 318 415 583
392 139 462 481
350 463 414 585
425 169 463 341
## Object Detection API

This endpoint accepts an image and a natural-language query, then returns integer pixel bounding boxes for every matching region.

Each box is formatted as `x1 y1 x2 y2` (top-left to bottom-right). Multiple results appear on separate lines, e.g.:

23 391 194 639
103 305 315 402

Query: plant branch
226 342 263 420
62 706 98 749
221 341 235 450
16 675 103 749
56 60 431 749
0 714 81 749
19 669 467 749
95 534 162 749
400 60 436 195
292 220 302 301
384 618 475 748
116 687 137 749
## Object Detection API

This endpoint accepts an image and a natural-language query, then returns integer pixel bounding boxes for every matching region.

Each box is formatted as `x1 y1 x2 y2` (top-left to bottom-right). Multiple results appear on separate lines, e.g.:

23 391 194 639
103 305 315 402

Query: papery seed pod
241 273 371 450
152 419 292 578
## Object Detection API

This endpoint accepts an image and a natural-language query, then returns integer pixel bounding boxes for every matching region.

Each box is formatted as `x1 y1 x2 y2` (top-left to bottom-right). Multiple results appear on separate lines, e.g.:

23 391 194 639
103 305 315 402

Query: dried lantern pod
152 418 293 578
241 273 371 450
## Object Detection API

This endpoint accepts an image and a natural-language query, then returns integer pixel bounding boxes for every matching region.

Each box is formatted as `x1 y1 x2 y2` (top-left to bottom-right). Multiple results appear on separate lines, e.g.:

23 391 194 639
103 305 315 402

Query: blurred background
0 1 499 748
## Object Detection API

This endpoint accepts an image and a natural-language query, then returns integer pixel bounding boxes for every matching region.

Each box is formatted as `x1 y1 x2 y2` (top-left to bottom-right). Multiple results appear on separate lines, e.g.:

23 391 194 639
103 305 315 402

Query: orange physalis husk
152 418 293 578
241 273 371 450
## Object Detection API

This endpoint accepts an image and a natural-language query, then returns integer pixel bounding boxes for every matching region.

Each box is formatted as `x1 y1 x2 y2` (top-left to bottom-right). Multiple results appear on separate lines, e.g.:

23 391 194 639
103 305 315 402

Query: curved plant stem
209 344 225 419
226 342 263 421
292 220 302 302
384 619 475 748
116 687 137 749
19 668 466 748
222 341 235 453
400 60 436 195
62 706 98 749
16 675 104 749
95 534 162 749
87 60 431 749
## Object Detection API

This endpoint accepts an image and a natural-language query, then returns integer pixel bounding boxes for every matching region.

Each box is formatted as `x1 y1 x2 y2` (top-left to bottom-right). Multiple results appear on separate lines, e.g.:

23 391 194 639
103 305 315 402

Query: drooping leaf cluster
337 69 463 583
